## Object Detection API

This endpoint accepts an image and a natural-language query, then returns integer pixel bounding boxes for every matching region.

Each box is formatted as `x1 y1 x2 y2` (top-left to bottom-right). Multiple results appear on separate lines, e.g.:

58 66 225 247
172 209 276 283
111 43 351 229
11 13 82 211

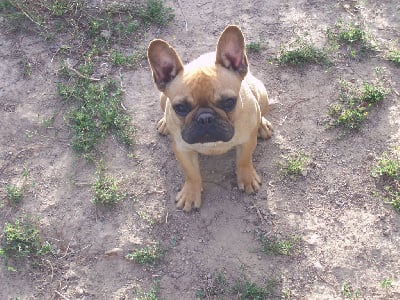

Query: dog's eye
173 103 191 117
220 97 237 112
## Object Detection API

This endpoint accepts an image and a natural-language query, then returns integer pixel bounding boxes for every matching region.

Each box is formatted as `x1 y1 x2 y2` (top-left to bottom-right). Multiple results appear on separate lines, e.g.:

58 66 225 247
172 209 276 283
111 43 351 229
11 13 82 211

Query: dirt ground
1 0 400 299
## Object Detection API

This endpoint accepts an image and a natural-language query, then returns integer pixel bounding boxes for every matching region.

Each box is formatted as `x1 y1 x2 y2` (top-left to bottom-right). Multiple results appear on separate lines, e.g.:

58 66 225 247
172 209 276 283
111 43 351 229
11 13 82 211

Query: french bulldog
147 25 273 211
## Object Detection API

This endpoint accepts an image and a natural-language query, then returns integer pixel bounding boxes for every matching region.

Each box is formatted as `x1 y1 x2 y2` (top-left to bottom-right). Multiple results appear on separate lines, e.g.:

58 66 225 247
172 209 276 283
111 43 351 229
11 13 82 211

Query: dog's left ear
216 25 248 78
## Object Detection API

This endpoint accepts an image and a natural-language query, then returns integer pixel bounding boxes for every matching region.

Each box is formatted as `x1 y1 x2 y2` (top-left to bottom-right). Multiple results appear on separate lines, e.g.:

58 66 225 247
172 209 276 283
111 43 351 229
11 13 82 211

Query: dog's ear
147 39 184 91
216 25 248 78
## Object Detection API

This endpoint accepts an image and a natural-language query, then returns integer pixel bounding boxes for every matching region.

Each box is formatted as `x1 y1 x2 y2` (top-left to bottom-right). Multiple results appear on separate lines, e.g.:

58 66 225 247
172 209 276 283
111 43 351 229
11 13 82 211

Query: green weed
232 280 274 300
137 281 160 300
278 37 328 66
196 271 227 298
110 49 147 67
0 217 51 267
246 41 262 53
329 80 388 130
58 68 134 154
126 244 164 265
5 185 23 203
48 0 74 17
278 152 311 178
137 0 174 26
372 148 400 212
92 170 125 207
387 49 400 66
341 282 361 299
327 22 376 59
260 235 301 256
380 278 393 298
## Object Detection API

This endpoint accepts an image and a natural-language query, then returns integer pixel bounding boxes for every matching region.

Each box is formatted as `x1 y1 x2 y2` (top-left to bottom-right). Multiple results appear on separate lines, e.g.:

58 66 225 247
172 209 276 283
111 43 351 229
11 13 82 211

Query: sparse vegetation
196 271 227 298
329 79 388 130
278 151 311 178
341 282 361 299
260 235 301 256
278 36 328 66
372 148 400 212
5 184 23 203
0 217 51 267
232 279 274 300
137 281 160 300
126 244 164 265
327 22 376 59
380 278 393 298
137 0 174 26
246 41 262 53
387 49 400 66
58 70 134 155
92 168 125 207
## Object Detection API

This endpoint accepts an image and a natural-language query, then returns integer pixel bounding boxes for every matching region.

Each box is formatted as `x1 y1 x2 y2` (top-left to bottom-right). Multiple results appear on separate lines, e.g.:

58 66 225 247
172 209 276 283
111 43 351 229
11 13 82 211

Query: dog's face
148 26 248 145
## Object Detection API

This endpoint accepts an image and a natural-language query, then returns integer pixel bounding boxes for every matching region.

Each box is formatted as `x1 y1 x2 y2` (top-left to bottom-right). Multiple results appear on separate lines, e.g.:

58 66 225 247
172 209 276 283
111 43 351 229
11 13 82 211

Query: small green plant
278 152 311 178
260 235 300 256
327 22 376 58
232 280 272 300
196 271 227 298
372 148 400 212
92 172 124 207
126 244 164 265
341 282 361 299
5 185 23 203
329 80 388 130
387 49 400 66
278 37 328 66
246 41 262 53
0 217 51 265
137 280 160 300
137 0 174 26
48 0 74 17
58 66 134 155
380 278 393 298
109 49 147 67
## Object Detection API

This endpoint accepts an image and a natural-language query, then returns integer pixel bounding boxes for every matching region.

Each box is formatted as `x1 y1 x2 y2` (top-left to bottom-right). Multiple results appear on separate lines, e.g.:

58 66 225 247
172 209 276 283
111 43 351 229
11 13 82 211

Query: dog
147 25 273 211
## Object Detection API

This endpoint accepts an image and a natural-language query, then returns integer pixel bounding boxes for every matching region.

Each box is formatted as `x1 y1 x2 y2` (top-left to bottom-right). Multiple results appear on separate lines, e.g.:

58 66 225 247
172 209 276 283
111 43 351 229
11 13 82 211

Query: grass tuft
328 80 388 130
278 37 329 66
260 235 301 256
278 151 311 178
92 164 125 207
0 217 51 269
387 49 400 66
327 22 376 59
137 0 174 26
232 280 274 300
58 68 134 155
126 244 164 265
5 185 23 203
372 148 400 212
137 280 160 300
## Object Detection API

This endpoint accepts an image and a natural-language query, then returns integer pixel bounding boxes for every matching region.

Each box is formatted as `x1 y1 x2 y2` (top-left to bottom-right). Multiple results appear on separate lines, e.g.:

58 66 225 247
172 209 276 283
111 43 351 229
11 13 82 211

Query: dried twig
55 290 70 300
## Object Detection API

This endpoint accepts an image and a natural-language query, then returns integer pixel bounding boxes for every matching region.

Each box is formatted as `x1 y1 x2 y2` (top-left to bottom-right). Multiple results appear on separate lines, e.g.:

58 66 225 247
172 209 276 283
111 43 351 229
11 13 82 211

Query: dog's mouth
181 108 234 144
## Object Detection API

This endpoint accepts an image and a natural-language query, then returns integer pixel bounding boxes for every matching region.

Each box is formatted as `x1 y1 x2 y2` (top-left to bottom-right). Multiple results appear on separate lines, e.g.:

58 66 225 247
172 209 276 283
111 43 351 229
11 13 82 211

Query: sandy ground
1 0 400 299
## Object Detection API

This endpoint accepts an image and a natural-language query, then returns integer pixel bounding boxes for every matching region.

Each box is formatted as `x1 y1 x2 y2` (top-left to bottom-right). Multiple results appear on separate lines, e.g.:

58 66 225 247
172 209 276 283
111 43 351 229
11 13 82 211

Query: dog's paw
176 182 202 212
157 117 169 135
237 166 261 194
258 117 273 139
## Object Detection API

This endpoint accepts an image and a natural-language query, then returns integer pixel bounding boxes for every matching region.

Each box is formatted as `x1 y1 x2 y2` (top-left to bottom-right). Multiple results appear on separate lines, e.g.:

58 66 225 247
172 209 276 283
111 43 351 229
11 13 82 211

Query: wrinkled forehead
182 66 241 104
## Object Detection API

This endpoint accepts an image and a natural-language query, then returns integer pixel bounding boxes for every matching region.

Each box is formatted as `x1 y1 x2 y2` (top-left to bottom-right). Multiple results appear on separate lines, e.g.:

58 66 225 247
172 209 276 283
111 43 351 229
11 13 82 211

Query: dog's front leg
173 144 202 211
236 131 261 194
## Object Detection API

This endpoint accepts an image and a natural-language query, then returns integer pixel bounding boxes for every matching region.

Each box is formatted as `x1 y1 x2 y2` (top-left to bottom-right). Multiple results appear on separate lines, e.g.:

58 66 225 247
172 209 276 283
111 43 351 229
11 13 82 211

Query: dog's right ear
147 39 184 92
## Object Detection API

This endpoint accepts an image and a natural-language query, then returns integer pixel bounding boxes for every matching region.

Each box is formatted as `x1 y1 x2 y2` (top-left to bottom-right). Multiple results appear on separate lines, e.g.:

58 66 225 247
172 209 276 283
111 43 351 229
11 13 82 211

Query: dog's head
148 25 248 144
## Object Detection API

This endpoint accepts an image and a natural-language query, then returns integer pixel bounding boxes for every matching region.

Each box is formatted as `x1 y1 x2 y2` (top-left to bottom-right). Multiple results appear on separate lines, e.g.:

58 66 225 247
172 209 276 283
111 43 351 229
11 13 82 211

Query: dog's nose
197 112 215 126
